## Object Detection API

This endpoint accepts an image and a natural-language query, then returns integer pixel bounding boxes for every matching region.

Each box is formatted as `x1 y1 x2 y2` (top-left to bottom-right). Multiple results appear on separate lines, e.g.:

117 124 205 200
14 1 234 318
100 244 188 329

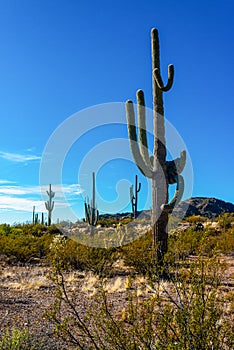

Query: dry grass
0 265 51 290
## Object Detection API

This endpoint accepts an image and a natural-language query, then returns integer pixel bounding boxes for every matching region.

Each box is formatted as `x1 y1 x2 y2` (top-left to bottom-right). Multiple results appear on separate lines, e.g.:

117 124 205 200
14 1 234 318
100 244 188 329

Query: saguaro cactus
84 172 99 234
41 212 44 225
130 174 141 218
126 28 186 262
45 184 55 226
32 205 35 225
35 213 39 225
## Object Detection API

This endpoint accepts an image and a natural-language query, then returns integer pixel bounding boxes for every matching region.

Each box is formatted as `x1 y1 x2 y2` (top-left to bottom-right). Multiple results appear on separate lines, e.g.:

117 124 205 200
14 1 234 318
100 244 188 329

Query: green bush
0 224 54 263
218 212 234 230
168 224 234 259
122 230 155 275
46 253 233 349
48 234 118 276
0 327 47 350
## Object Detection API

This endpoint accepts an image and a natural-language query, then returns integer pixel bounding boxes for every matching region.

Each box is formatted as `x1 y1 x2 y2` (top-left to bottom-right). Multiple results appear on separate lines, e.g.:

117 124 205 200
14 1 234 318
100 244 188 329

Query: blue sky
0 0 233 224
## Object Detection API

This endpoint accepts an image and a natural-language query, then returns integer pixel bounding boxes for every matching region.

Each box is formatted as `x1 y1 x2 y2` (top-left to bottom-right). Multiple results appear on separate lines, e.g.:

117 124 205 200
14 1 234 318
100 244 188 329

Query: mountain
173 197 234 219
99 197 234 222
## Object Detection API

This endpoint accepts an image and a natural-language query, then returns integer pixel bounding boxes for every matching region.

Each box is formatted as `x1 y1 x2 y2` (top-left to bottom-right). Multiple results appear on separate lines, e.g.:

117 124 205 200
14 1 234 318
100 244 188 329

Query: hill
173 197 234 219
98 197 234 221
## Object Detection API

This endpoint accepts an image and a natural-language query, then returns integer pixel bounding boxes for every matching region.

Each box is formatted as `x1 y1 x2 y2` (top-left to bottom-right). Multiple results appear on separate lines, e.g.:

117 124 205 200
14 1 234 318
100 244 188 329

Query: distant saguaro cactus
84 172 99 235
126 28 186 262
41 212 44 225
130 175 141 219
35 213 39 225
32 205 35 225
45 184 55 226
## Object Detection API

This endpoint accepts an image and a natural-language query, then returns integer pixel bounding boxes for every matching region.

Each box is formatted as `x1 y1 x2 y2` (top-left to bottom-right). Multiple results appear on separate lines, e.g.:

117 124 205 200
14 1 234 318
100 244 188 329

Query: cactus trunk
151 28 168 258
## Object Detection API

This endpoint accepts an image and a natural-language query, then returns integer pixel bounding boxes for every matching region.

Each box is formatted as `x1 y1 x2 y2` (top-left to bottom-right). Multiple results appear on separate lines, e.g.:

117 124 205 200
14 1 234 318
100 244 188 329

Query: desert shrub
169 223 234 258
168 227 206 259
0 327 31 350
46 253 233 349
119 217 132 225
48 235 118 276
204 227 234 255
98 217 118 227
16 224 60 237
0 226 53 262
0 224 11 236
0 327 47 350
186 215 207 224
122 230 155 275
218 212 234 230
80 246 118 276
48 235 79 269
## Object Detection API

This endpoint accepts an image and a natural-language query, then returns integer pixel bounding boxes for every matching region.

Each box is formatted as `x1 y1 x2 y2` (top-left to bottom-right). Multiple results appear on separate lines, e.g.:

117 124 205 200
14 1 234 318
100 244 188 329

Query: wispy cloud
0 183 83 213
0 196 44 212
0 179 16 185
0 151 41 163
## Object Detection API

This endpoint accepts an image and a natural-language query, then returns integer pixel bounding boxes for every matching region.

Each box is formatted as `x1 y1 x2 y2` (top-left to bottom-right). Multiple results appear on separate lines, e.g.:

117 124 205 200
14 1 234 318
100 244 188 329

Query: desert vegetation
0 213 233 349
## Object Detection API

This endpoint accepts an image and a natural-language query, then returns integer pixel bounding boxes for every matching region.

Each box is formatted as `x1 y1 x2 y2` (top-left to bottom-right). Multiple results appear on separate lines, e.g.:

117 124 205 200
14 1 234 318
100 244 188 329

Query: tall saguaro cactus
84 172 99 234
45 184 55 226
126 28 186 262
130 174 141 219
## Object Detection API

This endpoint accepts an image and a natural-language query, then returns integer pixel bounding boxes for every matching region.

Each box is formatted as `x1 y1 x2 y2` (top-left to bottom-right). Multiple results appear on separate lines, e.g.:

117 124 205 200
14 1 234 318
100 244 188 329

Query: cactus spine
84 172 99 234
126 28 186 262
45 184 55 226
130 174 141 218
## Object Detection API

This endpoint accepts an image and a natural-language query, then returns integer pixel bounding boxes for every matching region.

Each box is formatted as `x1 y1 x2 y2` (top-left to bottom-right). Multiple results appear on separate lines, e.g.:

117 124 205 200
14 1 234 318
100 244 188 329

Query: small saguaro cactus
45 184 55 226
32 205 35 225
84 172 99 234
35 213 39 225
41 212 44 225
130 174 141 219
126 28 186 262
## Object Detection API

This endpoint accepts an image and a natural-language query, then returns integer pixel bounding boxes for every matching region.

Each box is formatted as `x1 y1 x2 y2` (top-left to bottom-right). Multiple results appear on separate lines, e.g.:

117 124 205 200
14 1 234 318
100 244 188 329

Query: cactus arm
84 201 91 224
153 64 174 92
137 90 152 169
94 209 99 226
130 185 135 214
91 172 95 210
130 185 134 200
137 182 141 192
166 150 186 185
161 174 184 211
174 150 186 174
130 185 135 204
126 100 153 178
130 174 141 218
